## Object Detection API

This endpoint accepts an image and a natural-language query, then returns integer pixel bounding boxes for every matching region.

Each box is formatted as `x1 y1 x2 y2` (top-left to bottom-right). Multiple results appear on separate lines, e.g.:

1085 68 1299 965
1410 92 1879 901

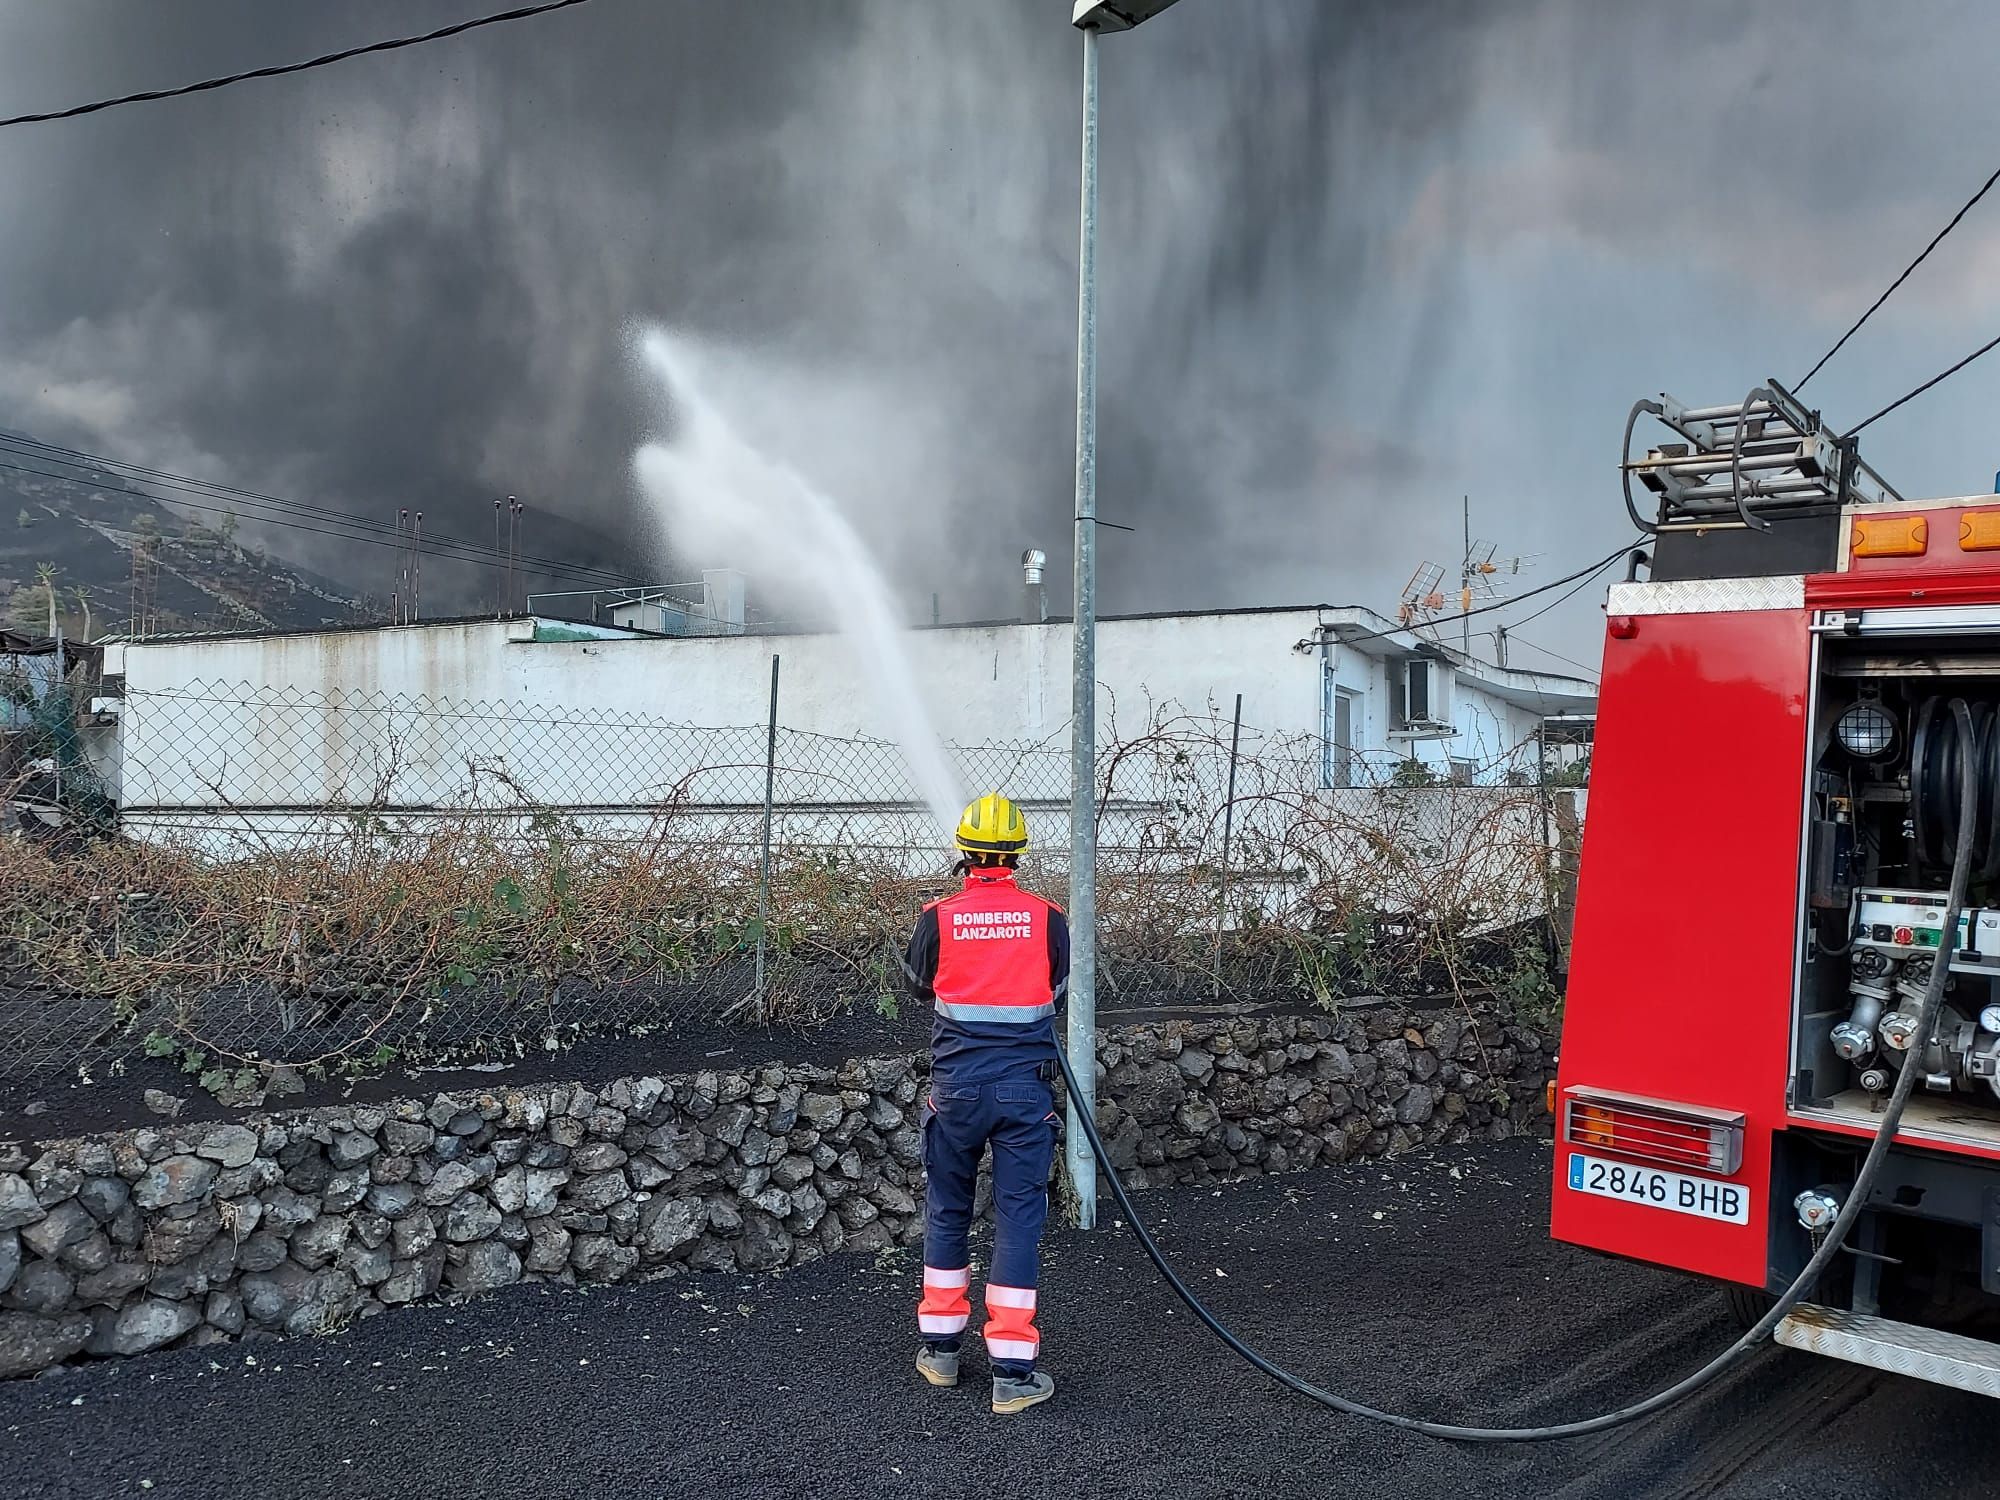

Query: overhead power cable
1328 539 1640 650
1500 554 1624 632
1795 159 2000 393
0 435 643 588
0 457 637 593
0 435 644 589
0 0 598 131
1849 328 2000 436
1502 633 1600 679
1474 628 1600 680
2 445 640 591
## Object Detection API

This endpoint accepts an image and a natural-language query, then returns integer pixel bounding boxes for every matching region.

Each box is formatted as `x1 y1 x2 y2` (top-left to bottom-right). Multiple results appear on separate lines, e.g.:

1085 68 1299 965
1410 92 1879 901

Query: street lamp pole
1066 15 1102 1231
1065 0 1182 1231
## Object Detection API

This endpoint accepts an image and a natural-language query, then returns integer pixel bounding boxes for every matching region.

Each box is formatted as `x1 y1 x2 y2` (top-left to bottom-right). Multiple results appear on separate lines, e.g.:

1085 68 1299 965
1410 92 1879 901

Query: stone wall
0 1005 1552 1378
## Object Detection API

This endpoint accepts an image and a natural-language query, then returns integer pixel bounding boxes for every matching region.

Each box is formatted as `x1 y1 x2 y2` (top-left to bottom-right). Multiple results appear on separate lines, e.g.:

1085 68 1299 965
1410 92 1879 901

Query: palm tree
34 564 59 637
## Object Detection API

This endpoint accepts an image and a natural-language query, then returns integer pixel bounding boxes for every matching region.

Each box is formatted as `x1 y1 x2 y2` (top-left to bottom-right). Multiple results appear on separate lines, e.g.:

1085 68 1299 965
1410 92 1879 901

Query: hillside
1 435 367 636
0 430 652 640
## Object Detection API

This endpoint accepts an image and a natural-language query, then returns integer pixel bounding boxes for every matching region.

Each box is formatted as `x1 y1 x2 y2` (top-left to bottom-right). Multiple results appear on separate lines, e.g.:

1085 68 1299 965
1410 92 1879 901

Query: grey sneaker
991 1370 1055 1414
916 1346 960 1388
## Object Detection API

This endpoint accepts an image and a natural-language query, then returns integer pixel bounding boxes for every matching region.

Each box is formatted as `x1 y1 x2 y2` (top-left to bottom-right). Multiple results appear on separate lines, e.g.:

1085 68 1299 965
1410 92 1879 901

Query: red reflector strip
1575 1129 1713 1167
1562 1089 1745 1175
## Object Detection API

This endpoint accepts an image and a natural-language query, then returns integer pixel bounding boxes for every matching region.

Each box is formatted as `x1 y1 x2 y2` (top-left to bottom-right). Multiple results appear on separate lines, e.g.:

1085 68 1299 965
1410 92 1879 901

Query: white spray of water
631 327 965 834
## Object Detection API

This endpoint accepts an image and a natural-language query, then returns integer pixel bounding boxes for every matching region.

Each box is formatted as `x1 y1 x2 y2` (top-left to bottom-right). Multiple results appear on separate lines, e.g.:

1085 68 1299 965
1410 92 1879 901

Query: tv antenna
1453 495 1541 652
1397 561 1448 629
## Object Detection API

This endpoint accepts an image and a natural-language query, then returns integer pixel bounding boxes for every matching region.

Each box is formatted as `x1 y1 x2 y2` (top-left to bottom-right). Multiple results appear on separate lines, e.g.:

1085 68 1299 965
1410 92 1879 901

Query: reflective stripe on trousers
918 1264 970 1337
983 1283 1038 1365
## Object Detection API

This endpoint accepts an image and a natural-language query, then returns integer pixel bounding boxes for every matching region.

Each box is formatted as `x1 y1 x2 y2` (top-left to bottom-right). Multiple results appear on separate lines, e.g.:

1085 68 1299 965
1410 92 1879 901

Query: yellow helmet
955 791 1029 856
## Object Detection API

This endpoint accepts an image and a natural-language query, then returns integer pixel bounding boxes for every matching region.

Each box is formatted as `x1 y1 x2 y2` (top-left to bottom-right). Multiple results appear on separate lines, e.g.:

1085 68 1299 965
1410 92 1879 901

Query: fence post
1552 788 1582 967
1213 692 1244 996
754 654 780 1018
50 617 64 816
1535 718 1558 978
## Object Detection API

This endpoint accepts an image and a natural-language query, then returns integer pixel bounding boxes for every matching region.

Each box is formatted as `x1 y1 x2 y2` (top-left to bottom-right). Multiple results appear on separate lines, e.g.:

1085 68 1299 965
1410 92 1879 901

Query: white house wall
106 613 1592 931
1319 650 1552 784
111 610 1584 826
115 611 1330 788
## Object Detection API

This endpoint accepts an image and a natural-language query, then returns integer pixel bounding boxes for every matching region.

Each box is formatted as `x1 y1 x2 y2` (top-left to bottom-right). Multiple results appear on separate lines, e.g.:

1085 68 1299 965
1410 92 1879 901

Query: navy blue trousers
920 1075 1057 1373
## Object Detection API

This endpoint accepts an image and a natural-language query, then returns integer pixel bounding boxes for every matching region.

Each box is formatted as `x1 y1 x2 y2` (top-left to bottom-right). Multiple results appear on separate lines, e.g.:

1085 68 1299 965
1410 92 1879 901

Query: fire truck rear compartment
1550 393 2000 1400
1765 1126 2000 1318
1794 631 2000 1154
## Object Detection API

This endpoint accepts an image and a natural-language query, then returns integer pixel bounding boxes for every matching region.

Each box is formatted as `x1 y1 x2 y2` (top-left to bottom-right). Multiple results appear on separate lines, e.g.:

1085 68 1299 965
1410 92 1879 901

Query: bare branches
0 683 1577 1083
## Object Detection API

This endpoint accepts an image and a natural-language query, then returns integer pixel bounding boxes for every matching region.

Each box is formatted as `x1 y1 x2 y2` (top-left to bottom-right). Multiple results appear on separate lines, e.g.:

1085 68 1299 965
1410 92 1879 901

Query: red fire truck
1553 381 2000 1396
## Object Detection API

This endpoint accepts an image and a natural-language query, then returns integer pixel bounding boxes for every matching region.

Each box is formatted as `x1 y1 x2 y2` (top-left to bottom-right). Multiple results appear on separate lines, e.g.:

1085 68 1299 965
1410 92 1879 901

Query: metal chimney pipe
1021 547 1048 625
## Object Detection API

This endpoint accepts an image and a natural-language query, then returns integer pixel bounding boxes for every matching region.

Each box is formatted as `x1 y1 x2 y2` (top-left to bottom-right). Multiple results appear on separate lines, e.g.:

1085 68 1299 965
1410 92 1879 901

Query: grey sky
2 1 1998 674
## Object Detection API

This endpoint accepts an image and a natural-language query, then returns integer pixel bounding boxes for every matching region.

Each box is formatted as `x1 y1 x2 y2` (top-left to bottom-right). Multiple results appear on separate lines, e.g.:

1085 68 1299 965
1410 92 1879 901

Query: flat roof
104 613 661 648
96 600 1599 704
104 601 1333 648
1316 605 1598 708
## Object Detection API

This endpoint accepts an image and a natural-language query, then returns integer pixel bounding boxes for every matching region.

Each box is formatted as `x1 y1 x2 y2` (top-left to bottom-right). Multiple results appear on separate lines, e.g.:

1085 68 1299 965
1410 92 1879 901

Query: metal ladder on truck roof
1622 379 1902 535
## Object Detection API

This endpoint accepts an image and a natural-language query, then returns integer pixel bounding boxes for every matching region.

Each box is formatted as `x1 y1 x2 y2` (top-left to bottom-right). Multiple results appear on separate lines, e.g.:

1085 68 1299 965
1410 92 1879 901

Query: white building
97 602 1592 800
527 568 749 638
83 604 1591 928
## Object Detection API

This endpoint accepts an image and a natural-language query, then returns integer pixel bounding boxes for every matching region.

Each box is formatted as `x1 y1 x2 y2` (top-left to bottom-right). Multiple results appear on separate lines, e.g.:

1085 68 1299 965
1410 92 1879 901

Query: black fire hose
1049 697 1979 1443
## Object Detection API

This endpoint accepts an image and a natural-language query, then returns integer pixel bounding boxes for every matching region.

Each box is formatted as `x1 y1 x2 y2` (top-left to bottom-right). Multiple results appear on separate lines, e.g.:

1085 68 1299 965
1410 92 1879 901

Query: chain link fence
0 680 1582 1095
110 680 1068 864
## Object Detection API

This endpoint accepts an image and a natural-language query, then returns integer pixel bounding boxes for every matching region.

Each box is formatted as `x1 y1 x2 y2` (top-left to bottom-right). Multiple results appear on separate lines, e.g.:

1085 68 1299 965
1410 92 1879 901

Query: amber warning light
1961 511 2000 552
1851 515 1928 559
1561 1086 1744 1174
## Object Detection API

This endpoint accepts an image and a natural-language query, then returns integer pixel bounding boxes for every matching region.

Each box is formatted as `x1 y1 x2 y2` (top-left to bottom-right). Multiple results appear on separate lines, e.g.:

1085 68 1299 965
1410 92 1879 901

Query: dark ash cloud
1 0 1994 642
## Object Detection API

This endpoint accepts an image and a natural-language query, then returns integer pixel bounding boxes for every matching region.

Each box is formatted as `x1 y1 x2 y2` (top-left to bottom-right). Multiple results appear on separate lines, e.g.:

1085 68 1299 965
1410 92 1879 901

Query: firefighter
902 791 1070 1415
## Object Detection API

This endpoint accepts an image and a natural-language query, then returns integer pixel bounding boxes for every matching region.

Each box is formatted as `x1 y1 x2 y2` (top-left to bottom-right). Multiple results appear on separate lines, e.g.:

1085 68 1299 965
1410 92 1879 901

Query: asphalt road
5 1139 1997 1500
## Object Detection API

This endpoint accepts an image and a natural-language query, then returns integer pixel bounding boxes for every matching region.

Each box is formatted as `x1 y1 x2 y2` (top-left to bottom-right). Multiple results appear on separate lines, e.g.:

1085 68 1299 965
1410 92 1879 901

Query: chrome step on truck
1777 1306 2000 1399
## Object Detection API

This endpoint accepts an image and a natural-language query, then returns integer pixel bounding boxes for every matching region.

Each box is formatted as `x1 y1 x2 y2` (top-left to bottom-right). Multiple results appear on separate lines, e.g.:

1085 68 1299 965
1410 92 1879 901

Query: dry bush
0 696 1576 1084
1074 701 1568 1018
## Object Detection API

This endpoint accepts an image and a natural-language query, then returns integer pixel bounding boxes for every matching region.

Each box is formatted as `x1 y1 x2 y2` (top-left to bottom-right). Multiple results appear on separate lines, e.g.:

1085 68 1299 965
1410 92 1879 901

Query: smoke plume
2 0 1997 655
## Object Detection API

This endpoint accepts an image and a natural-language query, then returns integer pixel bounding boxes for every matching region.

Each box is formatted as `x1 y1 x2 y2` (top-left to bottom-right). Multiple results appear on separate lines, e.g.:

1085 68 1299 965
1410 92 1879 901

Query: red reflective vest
905 868 1069 1083
929 872 1059 1025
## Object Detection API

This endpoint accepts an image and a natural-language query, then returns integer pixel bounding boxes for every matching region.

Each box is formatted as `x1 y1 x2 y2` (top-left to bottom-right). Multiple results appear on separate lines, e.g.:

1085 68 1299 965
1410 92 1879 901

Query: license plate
1566 1152 1751 1224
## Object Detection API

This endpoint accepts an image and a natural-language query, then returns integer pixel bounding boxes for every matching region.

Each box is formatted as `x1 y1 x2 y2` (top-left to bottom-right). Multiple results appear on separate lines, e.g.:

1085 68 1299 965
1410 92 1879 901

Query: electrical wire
1480 630 1599 680
0 452 616 592
1052 696 1978 1442
6 452 641 593
0 431 641 584
0 435 644 588
0 431 445 540
1796 161 2000 393
1849 328 2000 436
0 457 639 592
1328 540 1641 650
1502 556 1625 632
0 0 598 131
